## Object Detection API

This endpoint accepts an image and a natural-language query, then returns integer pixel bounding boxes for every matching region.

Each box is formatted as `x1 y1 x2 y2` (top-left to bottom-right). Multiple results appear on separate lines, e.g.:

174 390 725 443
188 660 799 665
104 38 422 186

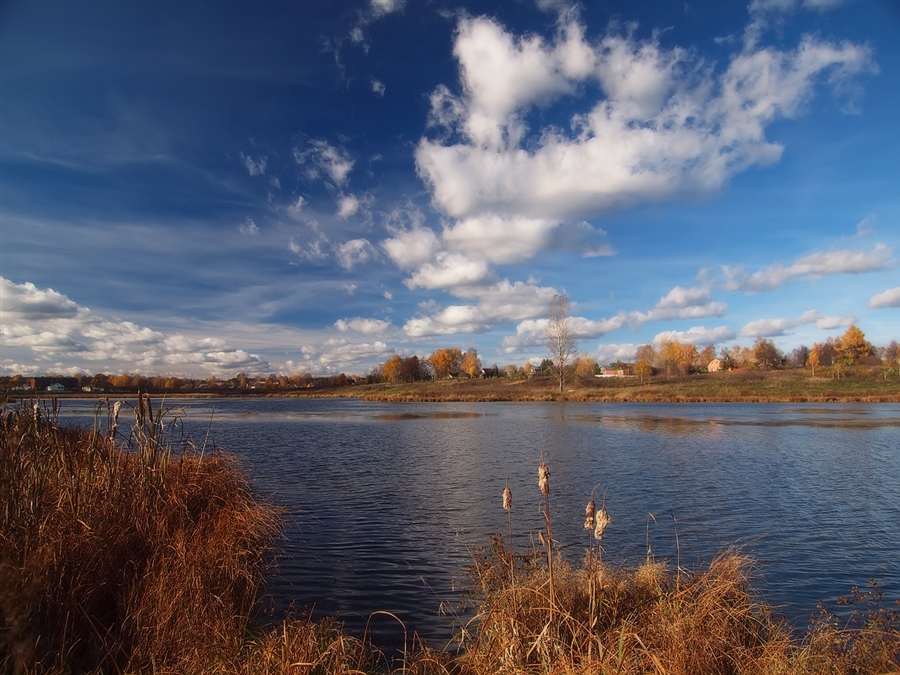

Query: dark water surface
56 398 900 647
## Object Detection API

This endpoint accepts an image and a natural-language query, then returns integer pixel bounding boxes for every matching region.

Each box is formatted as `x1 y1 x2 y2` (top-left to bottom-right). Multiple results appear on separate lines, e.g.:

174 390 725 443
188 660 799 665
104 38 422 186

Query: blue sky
2 0 898 377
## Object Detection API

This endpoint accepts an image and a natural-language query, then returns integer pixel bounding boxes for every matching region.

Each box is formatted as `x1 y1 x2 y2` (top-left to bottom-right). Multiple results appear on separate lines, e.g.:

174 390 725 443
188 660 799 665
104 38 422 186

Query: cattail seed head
538 463 550 496
502 486 512 511
584 500 596 529
594 508 610 540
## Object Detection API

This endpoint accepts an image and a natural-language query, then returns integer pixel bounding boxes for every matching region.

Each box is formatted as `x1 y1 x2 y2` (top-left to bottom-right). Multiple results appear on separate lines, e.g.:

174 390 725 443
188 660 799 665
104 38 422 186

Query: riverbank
15 369 900 404
346 369 900 403
2 400 897 674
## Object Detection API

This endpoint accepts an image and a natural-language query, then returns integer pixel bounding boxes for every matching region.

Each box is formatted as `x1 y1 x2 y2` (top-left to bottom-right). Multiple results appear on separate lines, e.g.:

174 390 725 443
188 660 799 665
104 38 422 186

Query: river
54 397 900 648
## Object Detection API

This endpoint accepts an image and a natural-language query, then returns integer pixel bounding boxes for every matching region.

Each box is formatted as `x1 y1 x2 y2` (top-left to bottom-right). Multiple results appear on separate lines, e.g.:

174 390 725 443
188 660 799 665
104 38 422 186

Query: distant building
46 382 67 393
707 359 722 373
597 369 625 378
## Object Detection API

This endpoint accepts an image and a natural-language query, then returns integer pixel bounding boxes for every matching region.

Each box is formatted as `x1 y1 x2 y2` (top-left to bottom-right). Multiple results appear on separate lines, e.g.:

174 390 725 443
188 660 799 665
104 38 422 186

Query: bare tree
546 294 578 392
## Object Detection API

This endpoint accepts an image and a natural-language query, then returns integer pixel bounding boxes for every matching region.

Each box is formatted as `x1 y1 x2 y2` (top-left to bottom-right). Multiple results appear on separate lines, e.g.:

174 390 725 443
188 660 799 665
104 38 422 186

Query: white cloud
404 251 493 290
334 317 392 334
740 309 855 337
296 337 391 373
241 152 267 177
639 285 728 321
869 287 900 309
381 225 442 270
371 79 386 96
239 217 259 235
0 277 82 320
288 195 306 215
415 11 875 268
653 326 737 346
442 214 560 264
723 244 894 292
294 139 354 186
336 238 376 270
499 314 627 353
370 0 405 17
0 277 269 375
337 194 361 219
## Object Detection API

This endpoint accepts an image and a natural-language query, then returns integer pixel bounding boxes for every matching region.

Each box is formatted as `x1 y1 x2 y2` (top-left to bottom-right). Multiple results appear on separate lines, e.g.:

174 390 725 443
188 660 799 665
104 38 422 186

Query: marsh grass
2 400 897 674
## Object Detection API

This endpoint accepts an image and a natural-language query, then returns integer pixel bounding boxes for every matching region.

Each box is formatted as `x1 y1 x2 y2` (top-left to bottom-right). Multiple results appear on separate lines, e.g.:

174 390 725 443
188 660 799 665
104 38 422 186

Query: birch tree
546 294 577 392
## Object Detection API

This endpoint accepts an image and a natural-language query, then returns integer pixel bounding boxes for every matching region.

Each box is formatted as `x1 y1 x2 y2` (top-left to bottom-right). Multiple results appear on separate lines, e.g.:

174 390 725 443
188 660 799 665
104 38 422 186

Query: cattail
594 508 610 540
538 462 550 495
502 486 512 511
584 500 596 529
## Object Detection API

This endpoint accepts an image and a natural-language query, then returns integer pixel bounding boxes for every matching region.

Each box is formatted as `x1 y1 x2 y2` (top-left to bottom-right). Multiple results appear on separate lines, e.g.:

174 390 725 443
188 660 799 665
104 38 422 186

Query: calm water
54 398 900 647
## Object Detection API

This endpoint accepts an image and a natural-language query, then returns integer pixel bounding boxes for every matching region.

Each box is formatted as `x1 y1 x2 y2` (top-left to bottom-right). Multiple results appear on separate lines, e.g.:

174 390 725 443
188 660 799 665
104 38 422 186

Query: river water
54 397 900 648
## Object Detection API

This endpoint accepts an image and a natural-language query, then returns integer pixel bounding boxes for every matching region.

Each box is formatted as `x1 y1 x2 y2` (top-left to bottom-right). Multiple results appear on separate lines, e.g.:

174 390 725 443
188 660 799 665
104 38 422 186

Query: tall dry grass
0 398 282 673
453 463 899 675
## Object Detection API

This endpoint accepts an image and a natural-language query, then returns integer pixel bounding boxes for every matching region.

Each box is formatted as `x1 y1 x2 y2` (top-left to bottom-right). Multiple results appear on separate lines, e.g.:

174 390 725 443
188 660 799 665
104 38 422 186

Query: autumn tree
400 355 424 382
753 338 781 370
698 344 717 369
575 352 597 379
429 348 462 379
381 355 402 384
837 325 874 364
635 344 655 382
807 346 821 376
460 348 482 378
546 294 578 392
680 343 700 373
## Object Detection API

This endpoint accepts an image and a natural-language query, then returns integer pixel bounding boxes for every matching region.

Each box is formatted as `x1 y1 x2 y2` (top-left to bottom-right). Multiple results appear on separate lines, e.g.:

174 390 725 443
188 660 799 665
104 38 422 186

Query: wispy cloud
722 244 894 292
740 309 855 338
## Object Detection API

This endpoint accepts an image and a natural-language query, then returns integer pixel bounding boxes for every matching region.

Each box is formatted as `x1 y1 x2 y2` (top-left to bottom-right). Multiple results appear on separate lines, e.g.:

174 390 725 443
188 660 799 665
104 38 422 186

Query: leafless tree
546 294 578 392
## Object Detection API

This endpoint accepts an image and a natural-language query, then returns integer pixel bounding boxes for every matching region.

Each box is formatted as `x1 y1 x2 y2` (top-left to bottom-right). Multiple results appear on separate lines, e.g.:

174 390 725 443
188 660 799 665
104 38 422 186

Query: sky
1 0 898 378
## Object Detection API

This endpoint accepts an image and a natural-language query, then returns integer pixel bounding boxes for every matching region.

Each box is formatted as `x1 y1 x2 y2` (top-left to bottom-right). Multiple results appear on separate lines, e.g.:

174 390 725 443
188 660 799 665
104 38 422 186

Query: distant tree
524 362 536 378
753 338 781 370
635 344 656 381
461 348 482 378
680 344 700 374
656 338 698 377
718 347 735 371
790 345 810 369
429 348 462 379
837 325 874 364
400 355 423 382
698 344 717 369
807 344 822 376
381 355 402 384
884 340 899 365
546 294 578 392
575 352 597 380
505 364 519 378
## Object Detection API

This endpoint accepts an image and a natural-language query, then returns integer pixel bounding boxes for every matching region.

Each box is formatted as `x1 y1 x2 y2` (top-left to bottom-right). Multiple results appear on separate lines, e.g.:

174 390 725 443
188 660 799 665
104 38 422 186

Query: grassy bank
345 369 900 403
1 400 897 674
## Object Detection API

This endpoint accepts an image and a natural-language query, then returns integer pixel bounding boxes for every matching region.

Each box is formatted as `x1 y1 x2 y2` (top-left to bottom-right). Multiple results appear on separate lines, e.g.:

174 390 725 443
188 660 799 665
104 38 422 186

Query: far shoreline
13 369 900 404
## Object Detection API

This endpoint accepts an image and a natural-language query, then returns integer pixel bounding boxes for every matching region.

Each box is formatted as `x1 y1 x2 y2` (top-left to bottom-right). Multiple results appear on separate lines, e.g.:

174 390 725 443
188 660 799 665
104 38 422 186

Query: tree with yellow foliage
460 348 482 378
837 325 874 364
429 348 462 379
575 352 597 379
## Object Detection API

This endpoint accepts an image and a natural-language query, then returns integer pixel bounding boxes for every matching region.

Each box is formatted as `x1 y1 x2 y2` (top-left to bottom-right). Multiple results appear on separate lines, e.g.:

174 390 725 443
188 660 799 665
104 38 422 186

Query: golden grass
2 400 897 674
